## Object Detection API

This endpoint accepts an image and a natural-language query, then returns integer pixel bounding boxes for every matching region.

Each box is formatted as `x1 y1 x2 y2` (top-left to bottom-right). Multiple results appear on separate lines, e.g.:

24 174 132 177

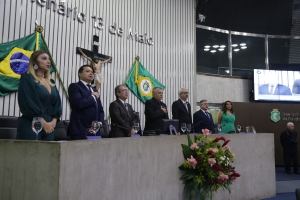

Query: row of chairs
0 116 110 140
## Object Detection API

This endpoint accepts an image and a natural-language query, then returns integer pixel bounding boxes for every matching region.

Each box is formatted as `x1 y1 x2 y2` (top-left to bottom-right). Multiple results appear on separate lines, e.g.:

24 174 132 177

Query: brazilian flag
125 57 165 103
0 31 55 97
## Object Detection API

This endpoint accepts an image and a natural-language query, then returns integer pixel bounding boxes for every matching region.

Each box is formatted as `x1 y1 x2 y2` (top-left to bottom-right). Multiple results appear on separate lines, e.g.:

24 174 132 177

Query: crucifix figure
76 35 112 90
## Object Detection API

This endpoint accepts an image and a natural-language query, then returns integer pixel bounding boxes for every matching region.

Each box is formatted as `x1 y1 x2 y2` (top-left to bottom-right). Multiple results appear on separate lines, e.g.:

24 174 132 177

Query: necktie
124 103 128 111
270 85 274 94
87 84 92 91
184 102 189 113
205 111 210 119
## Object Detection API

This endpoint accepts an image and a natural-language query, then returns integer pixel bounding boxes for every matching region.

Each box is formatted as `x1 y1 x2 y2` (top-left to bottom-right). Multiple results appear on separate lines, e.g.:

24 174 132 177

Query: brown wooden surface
233 102 300 165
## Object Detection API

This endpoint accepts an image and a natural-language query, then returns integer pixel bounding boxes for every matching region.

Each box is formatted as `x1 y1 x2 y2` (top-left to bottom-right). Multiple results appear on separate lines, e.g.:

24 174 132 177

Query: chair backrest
54 121 68 141
0 128 17 139
0 116 18 128
99 120 109 138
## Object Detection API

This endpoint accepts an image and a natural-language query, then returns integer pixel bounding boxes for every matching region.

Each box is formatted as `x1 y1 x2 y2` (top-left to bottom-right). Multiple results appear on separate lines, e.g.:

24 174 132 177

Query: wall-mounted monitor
253 69 300 102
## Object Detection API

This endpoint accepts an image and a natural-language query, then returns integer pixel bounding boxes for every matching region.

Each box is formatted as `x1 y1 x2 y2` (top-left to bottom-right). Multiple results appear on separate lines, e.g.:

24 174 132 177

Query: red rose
222 140 230 147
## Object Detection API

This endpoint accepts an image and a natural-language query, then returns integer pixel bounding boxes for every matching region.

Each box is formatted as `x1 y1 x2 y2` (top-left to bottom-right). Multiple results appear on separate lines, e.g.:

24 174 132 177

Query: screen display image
253 69 300 102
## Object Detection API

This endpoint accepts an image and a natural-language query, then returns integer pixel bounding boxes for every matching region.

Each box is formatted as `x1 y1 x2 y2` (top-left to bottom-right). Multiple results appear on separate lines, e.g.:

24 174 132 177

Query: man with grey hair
144 87 169 135
172 88 192 134
280 122 299 174
193 99 215 134
109 84 136 137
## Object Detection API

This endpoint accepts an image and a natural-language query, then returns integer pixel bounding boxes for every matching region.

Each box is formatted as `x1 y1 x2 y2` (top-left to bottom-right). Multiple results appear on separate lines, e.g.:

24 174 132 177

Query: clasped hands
42 118 56 134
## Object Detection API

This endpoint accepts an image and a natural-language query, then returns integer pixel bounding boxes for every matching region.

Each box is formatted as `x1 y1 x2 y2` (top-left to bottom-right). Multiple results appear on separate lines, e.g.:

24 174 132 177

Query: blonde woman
17 50 62 140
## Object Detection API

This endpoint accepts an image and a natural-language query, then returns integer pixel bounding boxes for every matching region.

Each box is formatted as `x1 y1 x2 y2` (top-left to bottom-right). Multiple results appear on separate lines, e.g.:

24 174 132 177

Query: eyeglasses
120 89 128 92
181 92 189 95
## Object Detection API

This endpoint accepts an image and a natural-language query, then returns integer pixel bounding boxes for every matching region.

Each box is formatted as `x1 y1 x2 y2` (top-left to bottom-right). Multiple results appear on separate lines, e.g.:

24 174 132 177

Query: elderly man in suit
144 87 169 135
280 122 300 174
109 84 136 137
172 88 192 134
193 99 215 134
68 65 105 140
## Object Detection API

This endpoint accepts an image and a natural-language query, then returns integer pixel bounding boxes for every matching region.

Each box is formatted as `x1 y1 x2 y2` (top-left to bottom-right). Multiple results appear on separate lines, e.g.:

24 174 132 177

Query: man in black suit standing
280 122 300 174
68 65 105 140
193 99 215 134
172 88 192 134
144 87 169 135
109 84 136 137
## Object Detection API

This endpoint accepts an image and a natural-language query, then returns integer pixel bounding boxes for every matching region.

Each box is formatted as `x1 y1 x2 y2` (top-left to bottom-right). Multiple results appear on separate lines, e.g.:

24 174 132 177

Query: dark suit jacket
172 99 192 133
68 81 104 139
280 130 298 155
193 110 215 134
109 99 135 137
144 98 169 135
259 84 292 95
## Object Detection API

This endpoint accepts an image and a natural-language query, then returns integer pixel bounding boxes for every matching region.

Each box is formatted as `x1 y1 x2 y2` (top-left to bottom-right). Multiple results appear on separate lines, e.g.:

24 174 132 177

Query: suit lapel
117 99 131 119
178 99 189 114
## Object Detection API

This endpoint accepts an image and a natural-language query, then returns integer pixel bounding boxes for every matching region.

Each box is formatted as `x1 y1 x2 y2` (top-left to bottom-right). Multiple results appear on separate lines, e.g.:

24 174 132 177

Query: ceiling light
204 49 210 51
204 45 210 48
220 45 226 48
233 49 240 52
212 45 219 48
241 46 247 49
225 70 230 73
240 43 246 46
210 50 216 53
218 48 224 51
232 44 238 47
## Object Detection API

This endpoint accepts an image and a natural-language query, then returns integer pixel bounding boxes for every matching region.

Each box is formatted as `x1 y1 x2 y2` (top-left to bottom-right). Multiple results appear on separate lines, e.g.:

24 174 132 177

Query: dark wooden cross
76 35 112 62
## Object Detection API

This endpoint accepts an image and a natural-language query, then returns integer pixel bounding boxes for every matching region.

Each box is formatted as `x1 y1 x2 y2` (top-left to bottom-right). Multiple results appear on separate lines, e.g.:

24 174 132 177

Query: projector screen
253 69 300 102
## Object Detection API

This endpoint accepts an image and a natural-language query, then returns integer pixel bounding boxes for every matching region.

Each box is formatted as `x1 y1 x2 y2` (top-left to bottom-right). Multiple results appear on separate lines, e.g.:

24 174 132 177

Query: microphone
190 121 203 133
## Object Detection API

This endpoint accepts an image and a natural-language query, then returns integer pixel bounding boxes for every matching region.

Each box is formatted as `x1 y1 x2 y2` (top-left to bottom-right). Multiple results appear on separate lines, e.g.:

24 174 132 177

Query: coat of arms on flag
125 57 165 103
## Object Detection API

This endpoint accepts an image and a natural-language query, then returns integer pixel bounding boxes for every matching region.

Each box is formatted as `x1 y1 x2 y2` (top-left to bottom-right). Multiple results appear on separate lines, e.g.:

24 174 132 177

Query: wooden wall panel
233 102 300 165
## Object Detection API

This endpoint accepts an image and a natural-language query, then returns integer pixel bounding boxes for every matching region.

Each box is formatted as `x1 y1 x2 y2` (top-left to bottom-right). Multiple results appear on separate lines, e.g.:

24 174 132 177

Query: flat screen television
253 69 300 102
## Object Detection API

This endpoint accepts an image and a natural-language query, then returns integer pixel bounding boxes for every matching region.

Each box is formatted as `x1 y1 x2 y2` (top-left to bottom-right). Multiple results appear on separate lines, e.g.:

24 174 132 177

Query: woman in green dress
17 50 62 140
218 101 236 133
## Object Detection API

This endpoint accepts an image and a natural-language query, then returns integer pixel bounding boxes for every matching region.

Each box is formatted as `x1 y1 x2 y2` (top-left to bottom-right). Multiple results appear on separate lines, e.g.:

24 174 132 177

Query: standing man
109 84 136 137
280 122 299 174
172 88 192 134
144 87 169 135
193 99 215 134
68 65 105 140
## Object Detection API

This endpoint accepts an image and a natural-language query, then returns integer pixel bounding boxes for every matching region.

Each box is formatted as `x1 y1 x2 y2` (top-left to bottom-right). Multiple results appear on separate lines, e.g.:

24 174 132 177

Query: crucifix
76 35 112 90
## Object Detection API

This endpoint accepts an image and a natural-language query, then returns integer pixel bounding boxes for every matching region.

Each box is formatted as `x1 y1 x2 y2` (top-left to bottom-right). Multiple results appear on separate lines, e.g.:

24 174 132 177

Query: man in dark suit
144 87 169 135
259 84 292 95
109 84 136 137
259 71 292 95
280 122 300 174
172 88 192 134
68 65 105 140
193 99 215 134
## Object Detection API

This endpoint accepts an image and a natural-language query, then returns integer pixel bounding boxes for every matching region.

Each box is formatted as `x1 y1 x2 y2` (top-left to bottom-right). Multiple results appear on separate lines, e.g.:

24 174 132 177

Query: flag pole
36 26 69 100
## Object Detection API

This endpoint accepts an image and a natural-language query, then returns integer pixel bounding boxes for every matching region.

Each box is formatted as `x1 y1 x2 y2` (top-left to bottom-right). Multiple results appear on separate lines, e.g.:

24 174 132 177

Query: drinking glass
217 124 222 132
186 124 191 133
133 123 140 134
32 117 43 140
181 123 187 134
236 125 242 133
91 121 101 135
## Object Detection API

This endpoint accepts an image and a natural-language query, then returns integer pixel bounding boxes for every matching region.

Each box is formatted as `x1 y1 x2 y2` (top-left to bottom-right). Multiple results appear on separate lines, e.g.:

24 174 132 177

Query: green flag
0 31 55 97
125 58 165 103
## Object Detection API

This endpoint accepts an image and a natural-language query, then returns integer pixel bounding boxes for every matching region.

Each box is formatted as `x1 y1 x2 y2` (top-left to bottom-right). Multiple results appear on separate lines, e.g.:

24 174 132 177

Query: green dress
16 73 62 140
221 113 236 133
